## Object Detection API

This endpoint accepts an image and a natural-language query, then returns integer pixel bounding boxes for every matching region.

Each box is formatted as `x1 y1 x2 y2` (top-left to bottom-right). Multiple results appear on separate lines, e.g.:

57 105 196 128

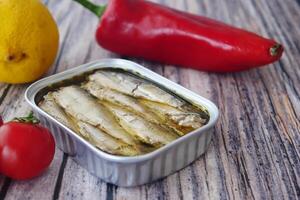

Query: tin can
25 59 219 187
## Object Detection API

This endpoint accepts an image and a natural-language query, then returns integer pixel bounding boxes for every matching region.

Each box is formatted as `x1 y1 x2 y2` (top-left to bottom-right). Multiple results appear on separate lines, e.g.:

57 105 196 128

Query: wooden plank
0 84 10 104
197 0 298 198
0 0 85 199
56 159 107 200
3 150 64 200
0 177 11 200
240 1 300 198
0 0 299 199
0 177 4 189
49 1 115 199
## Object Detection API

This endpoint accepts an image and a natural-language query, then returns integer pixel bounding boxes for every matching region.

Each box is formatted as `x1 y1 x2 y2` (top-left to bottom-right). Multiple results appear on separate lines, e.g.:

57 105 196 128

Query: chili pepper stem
13 111 40 124
270 43 283 56
73 0 106 18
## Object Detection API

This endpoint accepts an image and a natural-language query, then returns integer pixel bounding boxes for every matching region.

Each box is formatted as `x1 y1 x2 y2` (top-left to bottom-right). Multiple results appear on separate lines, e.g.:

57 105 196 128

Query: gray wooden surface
0 0 299 199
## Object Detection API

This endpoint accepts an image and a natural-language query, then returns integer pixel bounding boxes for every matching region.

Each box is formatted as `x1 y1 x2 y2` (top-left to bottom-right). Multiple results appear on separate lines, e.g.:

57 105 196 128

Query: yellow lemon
0 0 59 84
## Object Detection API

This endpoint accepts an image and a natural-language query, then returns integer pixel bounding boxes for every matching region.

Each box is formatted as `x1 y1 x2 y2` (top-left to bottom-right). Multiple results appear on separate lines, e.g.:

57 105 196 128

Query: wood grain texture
0 0 299 200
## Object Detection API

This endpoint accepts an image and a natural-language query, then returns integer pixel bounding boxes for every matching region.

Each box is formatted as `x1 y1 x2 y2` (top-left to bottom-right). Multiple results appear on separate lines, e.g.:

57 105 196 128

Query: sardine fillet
77 122 140 156
84 81 185 136
39 93 78 132
52 86 137 147
140 100 207 131
104 103 178 147
82 81 160 123
88 71 185 108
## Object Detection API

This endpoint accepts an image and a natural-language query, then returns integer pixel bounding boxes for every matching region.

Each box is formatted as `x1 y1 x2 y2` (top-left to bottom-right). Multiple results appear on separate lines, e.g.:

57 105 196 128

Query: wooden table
0 0 299 199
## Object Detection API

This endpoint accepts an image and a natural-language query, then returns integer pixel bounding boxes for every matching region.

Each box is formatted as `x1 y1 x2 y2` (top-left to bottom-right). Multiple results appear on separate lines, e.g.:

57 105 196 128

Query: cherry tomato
0 113 55 180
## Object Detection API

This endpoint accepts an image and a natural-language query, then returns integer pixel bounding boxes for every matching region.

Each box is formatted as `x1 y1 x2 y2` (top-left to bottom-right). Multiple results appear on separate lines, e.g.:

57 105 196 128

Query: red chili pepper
73 0 284 72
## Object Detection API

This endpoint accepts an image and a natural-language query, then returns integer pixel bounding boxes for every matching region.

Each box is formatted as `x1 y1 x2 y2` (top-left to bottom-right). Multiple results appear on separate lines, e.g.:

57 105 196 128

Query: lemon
0 0 59 84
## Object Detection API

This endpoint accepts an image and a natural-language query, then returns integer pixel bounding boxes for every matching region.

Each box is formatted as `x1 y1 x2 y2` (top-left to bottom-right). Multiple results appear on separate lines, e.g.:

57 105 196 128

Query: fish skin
39 92 140 156
82 81 160 123
40 70 210 156
88 71 185 108
88 71 137 96
52 86 138 147
103 102 178 147
140 100 207 132
77 121 140 156
39 93 78 132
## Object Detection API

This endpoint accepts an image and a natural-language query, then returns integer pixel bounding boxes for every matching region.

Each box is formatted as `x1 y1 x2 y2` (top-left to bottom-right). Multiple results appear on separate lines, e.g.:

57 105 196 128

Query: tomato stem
13 111 40 124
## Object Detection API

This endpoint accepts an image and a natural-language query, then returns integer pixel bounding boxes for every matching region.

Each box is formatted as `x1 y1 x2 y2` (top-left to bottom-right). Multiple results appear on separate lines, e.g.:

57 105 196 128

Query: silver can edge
25 58 219 187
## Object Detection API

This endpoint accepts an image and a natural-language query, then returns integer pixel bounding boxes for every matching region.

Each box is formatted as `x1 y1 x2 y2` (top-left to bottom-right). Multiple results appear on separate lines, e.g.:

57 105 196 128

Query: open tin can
25 59 219 187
